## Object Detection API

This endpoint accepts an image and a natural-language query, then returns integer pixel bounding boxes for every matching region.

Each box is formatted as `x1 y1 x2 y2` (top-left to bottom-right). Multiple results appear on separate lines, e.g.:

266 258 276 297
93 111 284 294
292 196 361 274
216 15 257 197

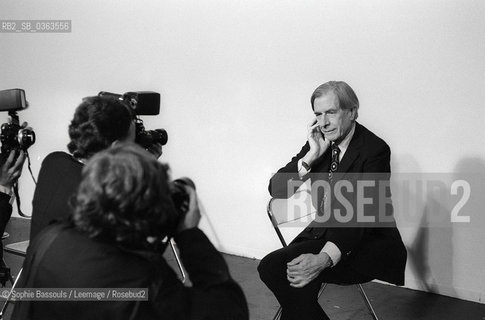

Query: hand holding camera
0 89 34 184
145 141 164 159
168 177 200 232
176 185 201 232
0 149 26 189
0 89 36 217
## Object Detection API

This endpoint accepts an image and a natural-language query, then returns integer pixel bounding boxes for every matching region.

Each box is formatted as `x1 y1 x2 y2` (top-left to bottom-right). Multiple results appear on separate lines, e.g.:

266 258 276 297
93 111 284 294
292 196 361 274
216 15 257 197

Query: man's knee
257 254 273 283
258 250 286 286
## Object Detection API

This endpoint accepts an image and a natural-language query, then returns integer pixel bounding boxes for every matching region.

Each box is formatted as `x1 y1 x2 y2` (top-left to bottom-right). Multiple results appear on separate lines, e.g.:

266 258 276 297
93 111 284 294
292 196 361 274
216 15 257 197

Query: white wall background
1 0 484 303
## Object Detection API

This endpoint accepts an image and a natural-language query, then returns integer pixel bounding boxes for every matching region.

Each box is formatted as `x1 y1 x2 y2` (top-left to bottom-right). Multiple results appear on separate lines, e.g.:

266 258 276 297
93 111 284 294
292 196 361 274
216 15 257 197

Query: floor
2 218 485 320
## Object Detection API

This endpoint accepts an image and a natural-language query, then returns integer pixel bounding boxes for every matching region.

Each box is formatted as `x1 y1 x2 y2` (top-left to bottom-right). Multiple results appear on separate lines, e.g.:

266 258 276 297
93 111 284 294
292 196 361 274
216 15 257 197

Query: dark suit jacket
0 192 12 236
269 122 407 285
0 192 12 261
12 224 249 320
30 151 83 240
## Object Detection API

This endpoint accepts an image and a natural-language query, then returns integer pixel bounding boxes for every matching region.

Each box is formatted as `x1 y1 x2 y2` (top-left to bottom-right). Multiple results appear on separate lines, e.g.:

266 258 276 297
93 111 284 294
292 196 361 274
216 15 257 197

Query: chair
266 193 379 320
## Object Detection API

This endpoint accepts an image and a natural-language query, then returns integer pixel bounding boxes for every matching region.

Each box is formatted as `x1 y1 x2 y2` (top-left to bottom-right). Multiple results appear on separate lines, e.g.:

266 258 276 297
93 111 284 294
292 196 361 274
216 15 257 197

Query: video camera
97 91 194 218
98 91 167 150
0 89 36 159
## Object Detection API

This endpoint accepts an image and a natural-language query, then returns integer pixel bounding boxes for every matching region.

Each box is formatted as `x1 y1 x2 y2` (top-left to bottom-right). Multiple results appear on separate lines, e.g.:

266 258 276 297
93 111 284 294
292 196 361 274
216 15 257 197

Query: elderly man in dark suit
258 81 407 320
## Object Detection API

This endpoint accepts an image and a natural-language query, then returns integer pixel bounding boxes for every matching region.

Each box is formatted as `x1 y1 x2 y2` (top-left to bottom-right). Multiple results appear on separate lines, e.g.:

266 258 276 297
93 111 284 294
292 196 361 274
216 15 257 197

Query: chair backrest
267 192 315 225
266 185 316 247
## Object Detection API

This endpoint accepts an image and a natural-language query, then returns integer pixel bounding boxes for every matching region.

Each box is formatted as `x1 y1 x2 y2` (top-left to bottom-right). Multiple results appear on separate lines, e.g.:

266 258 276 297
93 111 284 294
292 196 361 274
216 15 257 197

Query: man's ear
350 106 358 120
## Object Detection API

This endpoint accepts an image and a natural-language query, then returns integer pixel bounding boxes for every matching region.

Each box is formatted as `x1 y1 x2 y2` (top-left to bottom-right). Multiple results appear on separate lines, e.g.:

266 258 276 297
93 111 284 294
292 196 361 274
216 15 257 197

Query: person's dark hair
70 143 178 251
310 81 359 119
67 96 135 160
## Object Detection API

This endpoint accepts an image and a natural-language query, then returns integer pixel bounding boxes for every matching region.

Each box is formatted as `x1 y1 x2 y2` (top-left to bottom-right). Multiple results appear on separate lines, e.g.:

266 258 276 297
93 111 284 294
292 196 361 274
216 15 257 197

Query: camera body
0 89 36 158
98 91 168 149
0 121 36 156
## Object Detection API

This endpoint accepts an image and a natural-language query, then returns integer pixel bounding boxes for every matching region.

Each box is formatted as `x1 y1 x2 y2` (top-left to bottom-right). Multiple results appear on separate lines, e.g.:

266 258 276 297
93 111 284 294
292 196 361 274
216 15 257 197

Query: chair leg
318 282 328 297
169 239 186 283
0 267 23 319
356 284 379 320
273 306 282 320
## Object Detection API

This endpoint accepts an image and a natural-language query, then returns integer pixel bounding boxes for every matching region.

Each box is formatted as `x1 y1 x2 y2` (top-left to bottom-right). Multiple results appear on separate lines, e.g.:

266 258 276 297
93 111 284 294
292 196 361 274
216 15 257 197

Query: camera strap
13 183 29 218
13 151 37 218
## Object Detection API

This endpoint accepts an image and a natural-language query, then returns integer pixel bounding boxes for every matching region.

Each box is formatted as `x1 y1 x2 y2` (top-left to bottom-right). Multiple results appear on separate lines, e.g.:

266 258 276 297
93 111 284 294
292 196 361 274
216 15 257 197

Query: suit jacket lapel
338 122 363 176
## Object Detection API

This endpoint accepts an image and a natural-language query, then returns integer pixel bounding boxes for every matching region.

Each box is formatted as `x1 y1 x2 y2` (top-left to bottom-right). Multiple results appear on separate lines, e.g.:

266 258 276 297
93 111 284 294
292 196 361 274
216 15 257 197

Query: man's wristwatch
301 161 311 172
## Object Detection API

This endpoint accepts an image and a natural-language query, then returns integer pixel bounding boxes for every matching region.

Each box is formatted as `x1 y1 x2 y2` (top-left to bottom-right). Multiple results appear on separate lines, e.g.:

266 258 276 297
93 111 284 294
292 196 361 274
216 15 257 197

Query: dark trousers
258 238 373 320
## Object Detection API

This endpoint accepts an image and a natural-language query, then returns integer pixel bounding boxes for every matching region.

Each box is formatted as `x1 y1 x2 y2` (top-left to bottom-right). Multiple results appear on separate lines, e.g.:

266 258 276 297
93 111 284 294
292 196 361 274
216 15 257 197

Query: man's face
313 92 355 144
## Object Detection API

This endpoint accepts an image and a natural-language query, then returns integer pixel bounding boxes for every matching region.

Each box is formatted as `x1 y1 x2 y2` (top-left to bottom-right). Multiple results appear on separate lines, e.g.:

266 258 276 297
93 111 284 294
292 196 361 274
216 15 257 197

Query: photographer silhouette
12 143 248 320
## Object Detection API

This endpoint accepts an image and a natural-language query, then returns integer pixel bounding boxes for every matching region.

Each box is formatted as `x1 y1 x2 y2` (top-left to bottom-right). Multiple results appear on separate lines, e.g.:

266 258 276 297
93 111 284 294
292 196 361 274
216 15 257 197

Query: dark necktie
328 144 340 184
320 144 340 215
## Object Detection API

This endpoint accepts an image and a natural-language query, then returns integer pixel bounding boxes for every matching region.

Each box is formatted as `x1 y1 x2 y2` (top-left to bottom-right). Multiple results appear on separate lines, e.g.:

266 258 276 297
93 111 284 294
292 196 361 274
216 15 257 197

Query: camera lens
18 128 36 150
153 129 168 146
